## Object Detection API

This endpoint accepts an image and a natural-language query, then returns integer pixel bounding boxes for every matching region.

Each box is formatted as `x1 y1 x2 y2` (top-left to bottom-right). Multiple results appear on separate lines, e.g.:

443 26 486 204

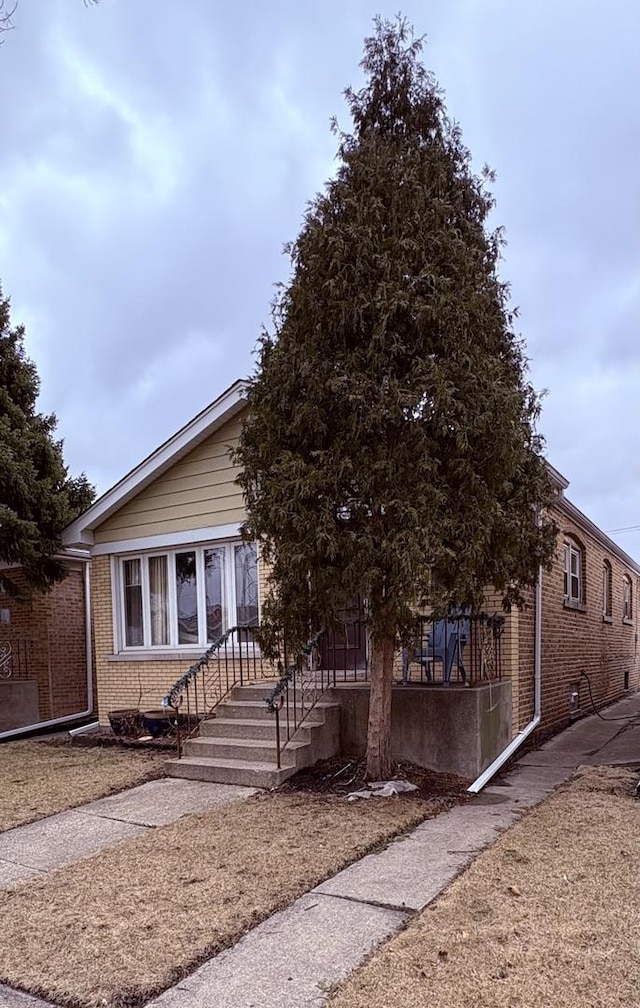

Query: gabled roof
62 380 248 549
544 461 639 572
63 381 639 574
557 494 640 575
545 460 570 492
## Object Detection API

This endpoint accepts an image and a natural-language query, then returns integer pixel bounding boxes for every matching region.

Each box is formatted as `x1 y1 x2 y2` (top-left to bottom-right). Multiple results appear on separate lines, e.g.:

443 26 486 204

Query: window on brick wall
622 576 633 622
116 541 259 650
602 560 612 619
563 539 585 607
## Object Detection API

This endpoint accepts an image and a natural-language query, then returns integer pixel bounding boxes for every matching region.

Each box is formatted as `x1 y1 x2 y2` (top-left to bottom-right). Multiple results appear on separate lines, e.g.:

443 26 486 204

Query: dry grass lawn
0 741 166 832
330 765 640 1008
0 790 446 1008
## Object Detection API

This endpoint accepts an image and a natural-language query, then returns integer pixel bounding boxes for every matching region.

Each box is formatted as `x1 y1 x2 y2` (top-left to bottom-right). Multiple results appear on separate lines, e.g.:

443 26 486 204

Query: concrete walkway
148 693 640 1008
0 778 257 888
1 694 639 1008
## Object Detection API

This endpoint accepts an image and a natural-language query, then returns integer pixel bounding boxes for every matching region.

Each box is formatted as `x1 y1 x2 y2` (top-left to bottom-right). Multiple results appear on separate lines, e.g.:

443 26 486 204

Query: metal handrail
162 625 269 757
265 629 328 769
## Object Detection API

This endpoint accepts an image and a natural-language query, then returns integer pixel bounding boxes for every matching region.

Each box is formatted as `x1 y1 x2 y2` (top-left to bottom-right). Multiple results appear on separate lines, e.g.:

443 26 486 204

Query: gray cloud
1 0 638 558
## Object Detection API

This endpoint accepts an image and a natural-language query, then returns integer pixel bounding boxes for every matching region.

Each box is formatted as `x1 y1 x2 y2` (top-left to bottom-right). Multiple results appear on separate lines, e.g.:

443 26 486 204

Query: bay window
117 541 258 650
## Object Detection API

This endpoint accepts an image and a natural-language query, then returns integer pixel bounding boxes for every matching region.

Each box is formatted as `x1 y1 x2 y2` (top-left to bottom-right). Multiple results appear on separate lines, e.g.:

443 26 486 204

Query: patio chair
402 617 469 684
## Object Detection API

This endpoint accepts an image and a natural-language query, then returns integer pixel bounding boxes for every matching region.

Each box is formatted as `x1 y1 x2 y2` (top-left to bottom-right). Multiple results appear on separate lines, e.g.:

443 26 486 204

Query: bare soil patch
329 765 640 1008
279 753 471 800
0 790 448 1008
0 740 166 832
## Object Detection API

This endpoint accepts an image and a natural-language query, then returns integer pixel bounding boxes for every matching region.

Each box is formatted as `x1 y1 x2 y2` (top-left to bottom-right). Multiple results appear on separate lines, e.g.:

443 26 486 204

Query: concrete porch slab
147 892 407 1008
80 778 258 827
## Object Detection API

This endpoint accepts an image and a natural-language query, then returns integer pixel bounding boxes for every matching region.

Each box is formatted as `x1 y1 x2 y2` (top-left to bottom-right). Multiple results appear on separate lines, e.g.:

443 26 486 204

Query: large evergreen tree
0 284 94 593
236 18 556 779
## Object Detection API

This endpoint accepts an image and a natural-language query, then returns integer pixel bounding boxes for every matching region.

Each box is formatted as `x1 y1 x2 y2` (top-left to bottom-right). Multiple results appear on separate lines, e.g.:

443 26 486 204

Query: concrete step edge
186 736 308 751
167 755 285 771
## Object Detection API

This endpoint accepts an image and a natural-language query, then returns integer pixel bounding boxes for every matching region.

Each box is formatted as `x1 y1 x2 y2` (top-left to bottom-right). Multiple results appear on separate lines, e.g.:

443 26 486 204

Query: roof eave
62 379 248 549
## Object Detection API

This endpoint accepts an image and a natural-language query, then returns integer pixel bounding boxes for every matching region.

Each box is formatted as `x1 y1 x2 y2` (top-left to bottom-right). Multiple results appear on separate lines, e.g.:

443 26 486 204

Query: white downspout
467 564 543 793
0 559 95 741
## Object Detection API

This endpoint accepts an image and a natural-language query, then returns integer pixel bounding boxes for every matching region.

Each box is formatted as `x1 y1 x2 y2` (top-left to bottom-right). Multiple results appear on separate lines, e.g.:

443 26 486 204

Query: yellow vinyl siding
94 415 246 544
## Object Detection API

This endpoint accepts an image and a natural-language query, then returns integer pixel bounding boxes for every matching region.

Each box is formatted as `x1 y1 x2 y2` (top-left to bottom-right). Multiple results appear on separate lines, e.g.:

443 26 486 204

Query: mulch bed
68 726 176 752
280 753 471 801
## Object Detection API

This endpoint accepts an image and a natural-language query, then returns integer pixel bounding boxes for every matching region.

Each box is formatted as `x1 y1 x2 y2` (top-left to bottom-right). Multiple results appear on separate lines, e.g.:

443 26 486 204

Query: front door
320 598 367 677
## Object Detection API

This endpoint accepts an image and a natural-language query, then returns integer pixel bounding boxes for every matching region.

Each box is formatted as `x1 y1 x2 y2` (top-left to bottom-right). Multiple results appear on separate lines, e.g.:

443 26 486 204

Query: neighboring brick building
62 380 639 778
0 559 92 734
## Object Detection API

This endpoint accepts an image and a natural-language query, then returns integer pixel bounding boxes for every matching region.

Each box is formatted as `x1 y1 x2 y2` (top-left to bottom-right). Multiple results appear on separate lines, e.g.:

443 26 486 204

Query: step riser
231 682 339 703
219 702 330 722
199 719 282 740
165 758 295 789
164 699 341 789
230 685 282 702
183 738 298 767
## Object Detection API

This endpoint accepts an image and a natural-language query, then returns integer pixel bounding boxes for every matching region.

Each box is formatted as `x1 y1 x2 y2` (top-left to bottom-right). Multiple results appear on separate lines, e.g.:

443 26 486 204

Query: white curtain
149 555 169 645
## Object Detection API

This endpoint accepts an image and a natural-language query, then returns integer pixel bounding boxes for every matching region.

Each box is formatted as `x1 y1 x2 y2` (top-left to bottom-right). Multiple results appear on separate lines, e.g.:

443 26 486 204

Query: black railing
265 629 329 769
162 613 505 763
400 612 505 686
0 639 34 680
162 626 271 757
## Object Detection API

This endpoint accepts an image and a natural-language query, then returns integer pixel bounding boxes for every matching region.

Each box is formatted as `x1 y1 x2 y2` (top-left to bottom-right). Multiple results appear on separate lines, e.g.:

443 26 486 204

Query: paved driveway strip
0 779 257 889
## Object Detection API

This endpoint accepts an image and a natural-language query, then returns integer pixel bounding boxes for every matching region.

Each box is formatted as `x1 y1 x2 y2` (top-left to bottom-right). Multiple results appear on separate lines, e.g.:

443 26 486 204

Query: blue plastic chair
403 617 469 684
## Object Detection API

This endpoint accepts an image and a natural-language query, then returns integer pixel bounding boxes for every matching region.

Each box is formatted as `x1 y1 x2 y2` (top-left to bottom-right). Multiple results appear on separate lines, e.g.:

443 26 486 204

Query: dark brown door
320 598 367 674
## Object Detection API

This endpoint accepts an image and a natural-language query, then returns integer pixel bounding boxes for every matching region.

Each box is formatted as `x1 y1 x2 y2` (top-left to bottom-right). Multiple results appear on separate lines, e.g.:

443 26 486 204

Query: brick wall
517 502 639 738
0 564 89 724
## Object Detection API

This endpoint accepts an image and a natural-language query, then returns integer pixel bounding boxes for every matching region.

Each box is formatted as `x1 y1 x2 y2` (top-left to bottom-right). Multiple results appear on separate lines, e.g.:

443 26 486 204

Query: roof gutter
467 561 542 793
0 559 94 741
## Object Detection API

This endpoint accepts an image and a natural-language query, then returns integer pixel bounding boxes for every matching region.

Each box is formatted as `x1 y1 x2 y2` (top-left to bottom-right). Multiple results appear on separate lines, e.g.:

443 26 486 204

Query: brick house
516 473 638 736
0 557 92 736
62 381 639 786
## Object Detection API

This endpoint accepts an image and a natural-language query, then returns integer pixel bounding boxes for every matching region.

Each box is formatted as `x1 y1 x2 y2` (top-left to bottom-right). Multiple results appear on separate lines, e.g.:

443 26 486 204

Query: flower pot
142 709 174 738
177 712 201 733
108 709 142 737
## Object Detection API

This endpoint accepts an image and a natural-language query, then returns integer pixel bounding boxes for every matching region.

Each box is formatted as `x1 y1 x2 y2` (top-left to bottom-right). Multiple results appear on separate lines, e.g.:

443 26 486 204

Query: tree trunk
365 633 395 780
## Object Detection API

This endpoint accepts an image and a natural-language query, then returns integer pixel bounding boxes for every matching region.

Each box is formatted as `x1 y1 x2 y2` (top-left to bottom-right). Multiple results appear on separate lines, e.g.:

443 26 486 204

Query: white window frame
602 560 612 619
622 576 633 622
563 541 583 606
115 540 259 652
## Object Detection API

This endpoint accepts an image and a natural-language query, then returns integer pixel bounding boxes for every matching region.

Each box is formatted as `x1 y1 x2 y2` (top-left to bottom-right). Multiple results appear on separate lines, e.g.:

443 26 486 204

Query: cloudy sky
1 0 638 559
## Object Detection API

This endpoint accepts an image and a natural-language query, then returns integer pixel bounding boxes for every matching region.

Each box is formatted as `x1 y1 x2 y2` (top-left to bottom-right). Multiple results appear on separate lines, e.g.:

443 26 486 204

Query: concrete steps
165 755 294 789
164 682 340 788
182 735 308 765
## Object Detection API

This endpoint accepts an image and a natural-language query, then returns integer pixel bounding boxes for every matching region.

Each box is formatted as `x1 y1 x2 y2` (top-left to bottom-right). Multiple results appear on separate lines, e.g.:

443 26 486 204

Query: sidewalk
1 694 638 1008
0 779 257 889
